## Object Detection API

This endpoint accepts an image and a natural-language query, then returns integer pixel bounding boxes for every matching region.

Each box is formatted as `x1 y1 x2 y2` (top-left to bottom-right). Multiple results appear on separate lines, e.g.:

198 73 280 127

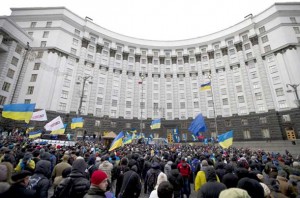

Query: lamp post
76 75 93 115
208 74 218 137
140 73 145 137
286 83 300 108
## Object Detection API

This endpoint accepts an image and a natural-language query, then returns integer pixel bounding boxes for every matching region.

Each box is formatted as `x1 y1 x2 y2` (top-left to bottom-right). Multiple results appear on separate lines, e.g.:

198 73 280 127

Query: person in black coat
168 163 184 198
54 157 90 198
5 170 38 198
30 159 51 198
118 160 142 198
111 157 130 196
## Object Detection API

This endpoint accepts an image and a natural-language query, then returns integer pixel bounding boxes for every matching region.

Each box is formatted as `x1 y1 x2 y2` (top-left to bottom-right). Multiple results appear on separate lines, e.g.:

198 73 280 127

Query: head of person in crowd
219 188 251 198
71 157 87 175
155 172 168 189
90 170 108 191
157 181 173 198
237 177 265 198
0 162 13 183
11 170 32 186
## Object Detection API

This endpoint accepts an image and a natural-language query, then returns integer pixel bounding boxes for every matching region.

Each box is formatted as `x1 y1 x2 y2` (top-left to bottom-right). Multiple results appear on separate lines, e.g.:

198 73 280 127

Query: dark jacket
118 165 141 198
144 162 161 194
83 186 106 198
5 183 37 198
31 160 51 198
53 158 90 198
168 168 184 198
112 164 130 196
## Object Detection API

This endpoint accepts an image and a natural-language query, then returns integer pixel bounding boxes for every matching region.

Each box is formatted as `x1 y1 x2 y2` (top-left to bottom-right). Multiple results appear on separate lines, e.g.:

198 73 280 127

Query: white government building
0 2 299 141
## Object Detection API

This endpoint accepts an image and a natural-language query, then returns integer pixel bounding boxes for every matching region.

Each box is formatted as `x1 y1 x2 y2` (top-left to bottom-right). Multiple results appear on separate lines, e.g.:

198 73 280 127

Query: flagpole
208 74 218 138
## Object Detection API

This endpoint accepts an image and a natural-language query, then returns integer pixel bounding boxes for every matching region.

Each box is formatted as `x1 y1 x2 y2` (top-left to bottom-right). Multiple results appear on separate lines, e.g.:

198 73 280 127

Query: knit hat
91 170 108 185
0 164 8 181
201 160 208 166
219 188 250 198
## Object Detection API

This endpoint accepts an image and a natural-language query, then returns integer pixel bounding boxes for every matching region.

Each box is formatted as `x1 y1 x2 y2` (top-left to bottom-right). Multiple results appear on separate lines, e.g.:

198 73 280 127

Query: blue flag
172 128 180 143
188 113 207 136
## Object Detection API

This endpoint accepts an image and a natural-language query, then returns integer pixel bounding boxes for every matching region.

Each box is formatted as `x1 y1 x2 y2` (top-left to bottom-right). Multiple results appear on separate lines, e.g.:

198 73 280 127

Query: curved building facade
0 2 299 140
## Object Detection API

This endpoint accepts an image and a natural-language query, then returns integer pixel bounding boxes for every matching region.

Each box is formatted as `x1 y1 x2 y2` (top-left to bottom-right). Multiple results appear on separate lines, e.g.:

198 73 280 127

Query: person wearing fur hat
5 170 37 198
83 170 109 198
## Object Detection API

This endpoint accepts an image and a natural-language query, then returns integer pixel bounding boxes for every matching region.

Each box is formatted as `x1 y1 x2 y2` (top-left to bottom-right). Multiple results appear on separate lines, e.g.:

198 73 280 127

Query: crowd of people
0 133 300 198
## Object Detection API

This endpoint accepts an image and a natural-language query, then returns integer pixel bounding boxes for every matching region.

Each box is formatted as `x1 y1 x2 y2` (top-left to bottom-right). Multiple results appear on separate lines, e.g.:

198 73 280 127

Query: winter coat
194 170 220 191
149 172 168 198
118 165 141 198
144 162 161 194
0 182 10 197
111 164 130 196
52 160 71 180
168 168 184 198
289 174 300 196
276 175 294 197
99 161 113 181
5 183 37 198
53 158 90 198
31 160 51 198
197 182 227 198
83 186 106 198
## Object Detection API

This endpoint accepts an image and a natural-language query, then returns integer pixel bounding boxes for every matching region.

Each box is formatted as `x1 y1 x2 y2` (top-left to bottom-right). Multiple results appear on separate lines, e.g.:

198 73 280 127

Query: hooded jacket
164 161 173 177
144 162 161 194
30 160 51 198
118 165 141 198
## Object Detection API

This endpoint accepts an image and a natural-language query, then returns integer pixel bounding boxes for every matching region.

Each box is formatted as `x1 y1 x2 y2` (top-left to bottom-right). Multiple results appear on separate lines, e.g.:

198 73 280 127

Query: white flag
31 109 48 121
44 116 64 131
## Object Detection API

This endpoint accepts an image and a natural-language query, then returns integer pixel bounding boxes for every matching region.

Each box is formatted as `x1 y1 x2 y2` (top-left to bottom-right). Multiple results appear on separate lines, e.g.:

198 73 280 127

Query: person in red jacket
177 158 191 198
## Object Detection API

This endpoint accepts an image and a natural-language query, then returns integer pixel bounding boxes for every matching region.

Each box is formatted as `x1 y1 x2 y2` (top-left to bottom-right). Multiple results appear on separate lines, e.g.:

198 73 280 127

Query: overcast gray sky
1 0 298 40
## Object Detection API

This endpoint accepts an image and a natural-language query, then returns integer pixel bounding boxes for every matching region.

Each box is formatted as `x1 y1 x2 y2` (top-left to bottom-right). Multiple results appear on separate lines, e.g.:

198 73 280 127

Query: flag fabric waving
44 116 64 131
29 130 42 139
123 134 133 144
150 119 161 130
172 128 180 143
71 117 84 129
31 109 47 121
200 82 211 91
109 131 124 151
2 103 35 123
51 124 67 135
218 130 233 148
188 113 207 136
26 127 34 134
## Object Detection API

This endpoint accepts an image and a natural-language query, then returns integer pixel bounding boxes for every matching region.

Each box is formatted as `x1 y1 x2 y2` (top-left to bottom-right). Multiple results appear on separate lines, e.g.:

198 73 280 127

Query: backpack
147 170 159 192
27 176 42 190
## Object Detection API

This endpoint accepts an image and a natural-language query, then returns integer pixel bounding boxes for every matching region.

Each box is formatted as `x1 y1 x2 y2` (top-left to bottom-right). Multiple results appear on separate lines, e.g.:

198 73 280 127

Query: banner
31 109 47 121
44 116 64 131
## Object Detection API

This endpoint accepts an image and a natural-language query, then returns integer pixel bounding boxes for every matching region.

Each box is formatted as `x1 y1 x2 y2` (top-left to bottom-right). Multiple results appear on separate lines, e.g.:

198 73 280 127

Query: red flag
198 134 204 140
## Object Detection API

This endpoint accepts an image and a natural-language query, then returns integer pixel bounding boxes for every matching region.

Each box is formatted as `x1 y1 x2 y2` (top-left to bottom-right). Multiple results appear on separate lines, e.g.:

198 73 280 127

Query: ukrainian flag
51 124 67 135
2 103 35 123
200 82 211 91
29 130 42 139
123 134 133 144
218 130 233 149
150 119 161 130
109 131 124 151
26 127 34 134
71 117 83 129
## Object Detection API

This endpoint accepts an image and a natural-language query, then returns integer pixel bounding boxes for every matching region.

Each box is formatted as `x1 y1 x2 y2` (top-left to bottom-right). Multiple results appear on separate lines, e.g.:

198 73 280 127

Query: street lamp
76 75 93 115
286 83 300 108
208 74 218 137
140 73 145 136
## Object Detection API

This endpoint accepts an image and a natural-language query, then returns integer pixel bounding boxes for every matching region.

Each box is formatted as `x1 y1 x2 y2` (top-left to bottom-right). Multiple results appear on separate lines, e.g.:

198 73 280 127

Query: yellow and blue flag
188 113 207 136
109 131 124 151
71 117 83 129
28 130 42 139
218 130 233 149
150 119 161 130
2 103 35 123
26 127 34 134
200 82 211 91
51 124 67 135
123 134 133 144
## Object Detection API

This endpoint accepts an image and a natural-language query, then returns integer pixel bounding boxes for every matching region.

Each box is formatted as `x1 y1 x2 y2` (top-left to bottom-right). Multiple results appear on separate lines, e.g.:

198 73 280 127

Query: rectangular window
290 17 297 23
112 99 118 107
279 100 287 109
74 29 80 36
27 86 34 94
59 103 67 111
227 40 234 46
194 101 199 108
40 41 47 47
71 48 77 55
126 101 131 108
24 99 31 104
43 31 49 38
73 38 79 46
241 119 248 125
242 34 249 42
63 79 71 87
236 85 242 93
116 54 122 60
244 43 251 50
243 130 251 139
167 103 172 109
264 45 271 52
208 100 213 107
96 97 103 105
251 71 257 79
261 35 268 43
30 22 37 28
33 63 40 70
275 88 284 96
269 65 278 73
238 96 245 103
261 128 270 138
222 98 229 105
221 88 227 95
255 92 262 100
87 54 93 60
229 49 235 55
6 69 15 78
260 117 267 124
15 45 22 54
246 52 253 59
61 90 68 99
259 26 266 34
11 57 19 66
2 82 10 92
46 21 52 27
37 51 43 58
293 27 300 34
180 102 185 109
282 114 291 122
0 95 6 105
224 120 231 127
88 45 95 52
30 74 37 82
